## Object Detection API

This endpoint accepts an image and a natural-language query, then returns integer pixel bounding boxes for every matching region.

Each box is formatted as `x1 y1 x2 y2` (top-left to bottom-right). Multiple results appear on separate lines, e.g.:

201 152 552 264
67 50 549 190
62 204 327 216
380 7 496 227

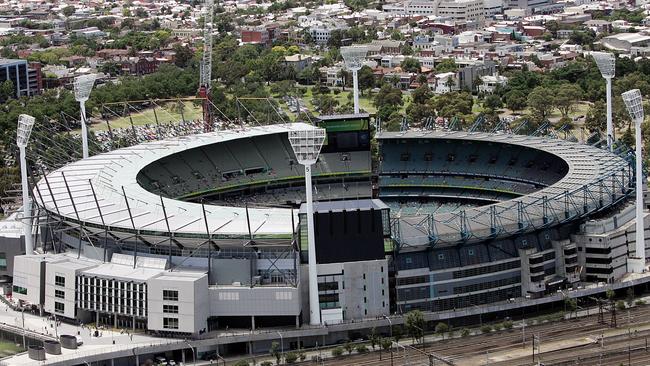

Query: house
430 72 459 94
282 54 313 72
319 66 344 86
478 73 508 93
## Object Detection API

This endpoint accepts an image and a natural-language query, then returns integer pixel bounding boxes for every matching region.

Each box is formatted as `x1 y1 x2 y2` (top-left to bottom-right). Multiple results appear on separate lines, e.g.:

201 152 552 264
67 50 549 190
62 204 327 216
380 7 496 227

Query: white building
437 0 486 27
430 72 460 94
478 73 508 93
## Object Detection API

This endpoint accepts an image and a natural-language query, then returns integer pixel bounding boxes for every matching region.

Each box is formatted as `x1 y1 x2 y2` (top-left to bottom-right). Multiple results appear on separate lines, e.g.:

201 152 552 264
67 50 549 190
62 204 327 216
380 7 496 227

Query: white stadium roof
35 123 317 241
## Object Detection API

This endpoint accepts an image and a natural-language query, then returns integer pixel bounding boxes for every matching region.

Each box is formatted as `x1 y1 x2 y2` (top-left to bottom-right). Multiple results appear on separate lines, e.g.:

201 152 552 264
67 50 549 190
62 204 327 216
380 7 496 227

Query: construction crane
199 0 214 132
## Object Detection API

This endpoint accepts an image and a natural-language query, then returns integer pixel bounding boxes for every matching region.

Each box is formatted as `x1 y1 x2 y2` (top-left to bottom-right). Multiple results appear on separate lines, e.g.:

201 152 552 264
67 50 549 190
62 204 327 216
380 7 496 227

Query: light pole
21 307 25 349
289 128 326 325
383 315 394 366
276 330 284 363
340 46 368 114
622 89 646 273
593 52 616 151
16 114 35 255
183 339 196 365
73 74 97 159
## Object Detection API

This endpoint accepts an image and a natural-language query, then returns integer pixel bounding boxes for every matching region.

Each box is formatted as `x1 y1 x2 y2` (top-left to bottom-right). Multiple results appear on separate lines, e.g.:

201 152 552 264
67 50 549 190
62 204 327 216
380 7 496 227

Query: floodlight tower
73 74 97 159
622 89 646 273
199 0 214 132
593 52 616 151
16 114 35 254
340 46 368 114
288 128 326 325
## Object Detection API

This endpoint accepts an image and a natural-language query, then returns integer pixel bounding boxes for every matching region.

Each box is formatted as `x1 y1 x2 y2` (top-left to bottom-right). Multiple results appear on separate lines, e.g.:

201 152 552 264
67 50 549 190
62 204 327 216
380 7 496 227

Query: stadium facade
7 116 648 337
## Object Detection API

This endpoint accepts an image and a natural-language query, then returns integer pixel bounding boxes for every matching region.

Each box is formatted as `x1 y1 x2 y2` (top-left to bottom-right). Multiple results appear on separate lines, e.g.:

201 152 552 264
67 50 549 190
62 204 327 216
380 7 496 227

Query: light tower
199 0 214 132
622 89 646 273
288 128 326 325
73 73 97 159
340 46 368 114
592 52 616 151
16 114 35 254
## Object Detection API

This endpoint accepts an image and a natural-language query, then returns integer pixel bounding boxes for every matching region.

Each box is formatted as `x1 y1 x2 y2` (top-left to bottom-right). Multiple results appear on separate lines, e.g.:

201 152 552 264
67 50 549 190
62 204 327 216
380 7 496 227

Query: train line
320 305 650 366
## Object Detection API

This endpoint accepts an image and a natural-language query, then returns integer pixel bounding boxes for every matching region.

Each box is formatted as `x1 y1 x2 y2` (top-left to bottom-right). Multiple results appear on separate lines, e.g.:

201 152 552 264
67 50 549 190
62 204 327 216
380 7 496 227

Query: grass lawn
90 102 203 131
0 341 24 357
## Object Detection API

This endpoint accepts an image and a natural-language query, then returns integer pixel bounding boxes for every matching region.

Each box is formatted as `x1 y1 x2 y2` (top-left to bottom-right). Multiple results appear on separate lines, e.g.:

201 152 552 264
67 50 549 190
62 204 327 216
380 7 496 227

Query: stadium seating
136 133 372 203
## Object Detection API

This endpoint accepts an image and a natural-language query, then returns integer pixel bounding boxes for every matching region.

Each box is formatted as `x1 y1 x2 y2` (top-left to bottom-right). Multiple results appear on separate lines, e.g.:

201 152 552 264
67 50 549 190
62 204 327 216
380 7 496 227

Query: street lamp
73 74 97 159
622 89 646 273
383 315 394 366
17 114 35 255
340 46 368 114
288 128 326 325
593 52 616 151
183 339 196 365
276 330 284 363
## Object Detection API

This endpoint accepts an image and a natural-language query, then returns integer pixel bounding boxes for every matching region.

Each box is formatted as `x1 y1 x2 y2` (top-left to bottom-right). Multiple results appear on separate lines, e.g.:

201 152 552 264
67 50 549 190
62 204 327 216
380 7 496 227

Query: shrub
493 323 503 331
285 352 298 364
356 344 368 354
298 352 306 361
503 320 514 330
616 300 626 311
381 338 392 350
234 360 249 366
460 328 470 337
480 325 493 334
332 347 343 357
636 299 646 305
260 362 273 366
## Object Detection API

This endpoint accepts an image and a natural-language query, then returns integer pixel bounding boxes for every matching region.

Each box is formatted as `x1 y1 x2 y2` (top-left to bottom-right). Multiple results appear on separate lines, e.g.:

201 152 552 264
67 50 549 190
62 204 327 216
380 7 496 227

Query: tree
285 352 298 363
331 347 343 357
269 341 281 365
412 84 433 105
358 65 375 95
435 59 457 73
343 340 354 355
400 58 421 73
606 288 615 301
460 328 470 337
392 325 403 343
355 344 368 354
337 69 349 91
584 100 606 133
173 44 194 68
369 327 379 350
434 322 449 340
0 80 14 101
527 86 555 122
621 127 634 147
405 310 425 344
62 5 76 17
374 84 403 110
554 84 583 117
616 300 626 311
484 94 503 112
480 325 493 334
505 90 527 113
381 338 392 351
626 288 635 306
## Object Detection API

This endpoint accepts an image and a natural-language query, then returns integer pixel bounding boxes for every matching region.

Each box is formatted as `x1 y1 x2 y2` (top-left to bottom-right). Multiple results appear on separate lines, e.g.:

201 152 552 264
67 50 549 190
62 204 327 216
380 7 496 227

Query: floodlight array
592 52 616 78
16 114 35 147
288 128 326 165
622 89 644 122
340 46 368 71
73 74 97 102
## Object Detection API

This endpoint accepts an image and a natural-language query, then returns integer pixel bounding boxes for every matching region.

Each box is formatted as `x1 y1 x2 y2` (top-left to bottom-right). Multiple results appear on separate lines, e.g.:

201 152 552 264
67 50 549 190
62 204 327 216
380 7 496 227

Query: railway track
321 305 650 366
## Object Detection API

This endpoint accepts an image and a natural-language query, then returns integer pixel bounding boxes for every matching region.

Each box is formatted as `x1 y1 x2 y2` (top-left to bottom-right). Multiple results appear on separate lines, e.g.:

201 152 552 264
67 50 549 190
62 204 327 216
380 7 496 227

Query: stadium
8 106 645 350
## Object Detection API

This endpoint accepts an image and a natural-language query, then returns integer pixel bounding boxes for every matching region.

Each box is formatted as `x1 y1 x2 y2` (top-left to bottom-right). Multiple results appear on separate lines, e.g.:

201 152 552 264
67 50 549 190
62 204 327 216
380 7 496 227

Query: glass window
0 253 7 271
55 289 64 299
163 305 179 314
12 285 27 295
54 302 64 314
55 275 65 287
163 317 179 329
163 290 178 301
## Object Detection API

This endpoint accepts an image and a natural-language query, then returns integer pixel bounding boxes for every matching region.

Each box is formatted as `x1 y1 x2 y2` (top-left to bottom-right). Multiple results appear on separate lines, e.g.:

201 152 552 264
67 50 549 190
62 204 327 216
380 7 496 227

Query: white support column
606 76 613 151
305 164 321 325
635 121 645 264
80 102 89 159
19 145 32 254
352 70 360 114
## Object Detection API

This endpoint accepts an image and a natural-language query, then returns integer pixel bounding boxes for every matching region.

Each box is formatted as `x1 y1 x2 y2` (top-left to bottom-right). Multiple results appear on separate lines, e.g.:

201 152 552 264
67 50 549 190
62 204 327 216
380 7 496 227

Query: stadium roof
35 123 318 243
377 130 631 247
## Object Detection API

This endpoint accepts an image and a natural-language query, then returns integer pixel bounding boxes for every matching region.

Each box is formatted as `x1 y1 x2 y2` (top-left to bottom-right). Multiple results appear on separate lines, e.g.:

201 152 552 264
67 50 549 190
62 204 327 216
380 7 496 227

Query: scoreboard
316 113 371 154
